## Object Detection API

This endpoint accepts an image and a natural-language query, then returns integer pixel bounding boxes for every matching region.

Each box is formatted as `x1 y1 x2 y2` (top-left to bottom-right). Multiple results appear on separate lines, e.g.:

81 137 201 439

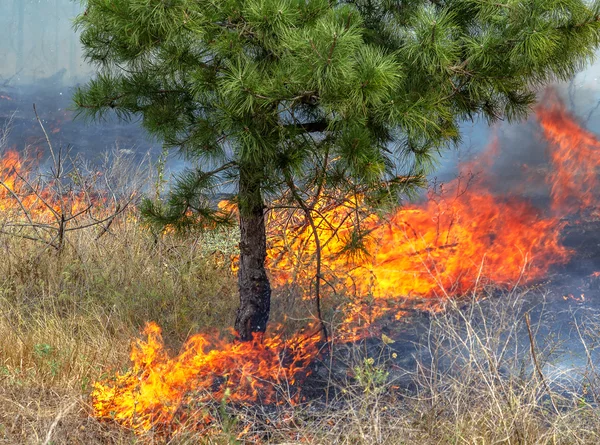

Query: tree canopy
74 0 600 339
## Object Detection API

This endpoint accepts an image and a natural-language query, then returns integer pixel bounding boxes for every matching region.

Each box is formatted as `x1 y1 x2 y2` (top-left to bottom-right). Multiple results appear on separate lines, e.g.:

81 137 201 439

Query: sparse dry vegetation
0 216 241 443
1 126 600 445
2 209 600 444
0 139 240 442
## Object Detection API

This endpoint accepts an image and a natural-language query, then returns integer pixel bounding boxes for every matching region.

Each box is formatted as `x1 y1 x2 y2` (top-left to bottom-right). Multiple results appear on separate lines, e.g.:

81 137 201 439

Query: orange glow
537 91 600 213
0 149 93 221
263 93 594 338
268 189 570 298
92 92 600 437
563 293 585 302
265 146 571 307
91 322 320 436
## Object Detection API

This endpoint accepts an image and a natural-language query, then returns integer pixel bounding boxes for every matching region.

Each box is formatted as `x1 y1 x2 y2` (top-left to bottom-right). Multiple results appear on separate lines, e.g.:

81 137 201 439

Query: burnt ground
301 215 600 404
559 216 600 281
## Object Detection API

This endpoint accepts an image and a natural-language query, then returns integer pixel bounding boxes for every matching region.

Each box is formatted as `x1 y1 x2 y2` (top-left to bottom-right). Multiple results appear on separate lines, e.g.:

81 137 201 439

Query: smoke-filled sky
0 0 88 84
0 1 160 165
1 0 600 177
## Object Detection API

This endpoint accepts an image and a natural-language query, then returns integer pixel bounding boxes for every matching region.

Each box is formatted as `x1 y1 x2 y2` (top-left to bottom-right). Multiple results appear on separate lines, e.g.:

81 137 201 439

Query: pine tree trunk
234 167 271 341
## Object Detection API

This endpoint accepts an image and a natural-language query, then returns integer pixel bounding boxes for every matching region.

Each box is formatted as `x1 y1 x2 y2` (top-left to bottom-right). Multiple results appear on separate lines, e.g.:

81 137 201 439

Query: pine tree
74 0 600 340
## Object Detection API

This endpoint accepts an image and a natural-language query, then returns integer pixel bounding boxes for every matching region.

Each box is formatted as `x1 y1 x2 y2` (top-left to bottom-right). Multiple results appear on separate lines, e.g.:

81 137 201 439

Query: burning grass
0 145 241 442
4 90 600 442
2 225 600 443
260 92 594 321
0 222 242 444
91 321 321 436
5 241 600 445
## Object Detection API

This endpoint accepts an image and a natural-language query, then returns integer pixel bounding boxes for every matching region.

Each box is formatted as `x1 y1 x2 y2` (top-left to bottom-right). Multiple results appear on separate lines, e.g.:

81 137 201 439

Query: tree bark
234 166 271 341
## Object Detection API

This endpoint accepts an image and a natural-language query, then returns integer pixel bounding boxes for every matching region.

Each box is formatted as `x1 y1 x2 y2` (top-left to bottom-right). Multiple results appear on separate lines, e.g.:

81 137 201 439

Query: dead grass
0 214 240 443
0 148 598 443
2 217 600 444
261 290 600 445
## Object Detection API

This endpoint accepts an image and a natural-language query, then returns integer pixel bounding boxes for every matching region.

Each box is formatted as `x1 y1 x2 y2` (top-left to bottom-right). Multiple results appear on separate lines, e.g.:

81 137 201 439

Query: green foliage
74 0 600 230
140 166 235 232
353 356 389 395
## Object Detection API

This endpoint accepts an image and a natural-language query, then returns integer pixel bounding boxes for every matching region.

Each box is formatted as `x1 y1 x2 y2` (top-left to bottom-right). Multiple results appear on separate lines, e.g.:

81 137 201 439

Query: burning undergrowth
0 87 593 441
91 322 321 436
80 90 600 440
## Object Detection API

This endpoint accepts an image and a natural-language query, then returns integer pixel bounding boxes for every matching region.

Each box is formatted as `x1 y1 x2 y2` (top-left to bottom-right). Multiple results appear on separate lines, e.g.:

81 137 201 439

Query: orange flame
266 144 571 305
563 293 585 302
92 322 320 435
0 149 93 219
92 92 600 436
537 92 600 213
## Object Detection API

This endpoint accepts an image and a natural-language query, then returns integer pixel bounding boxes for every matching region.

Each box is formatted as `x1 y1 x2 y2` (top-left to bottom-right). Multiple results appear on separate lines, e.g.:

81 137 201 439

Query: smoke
434 61 600 186
2 1 600 184
0 0 163 168
0 0 88 85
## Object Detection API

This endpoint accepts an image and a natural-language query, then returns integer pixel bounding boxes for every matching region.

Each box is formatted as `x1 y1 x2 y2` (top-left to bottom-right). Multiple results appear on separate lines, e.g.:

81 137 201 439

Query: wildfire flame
91 323 320 435
0 149 94 222
267 183 571 299
537 92 600 214
266 138 574 312
90 92 600 437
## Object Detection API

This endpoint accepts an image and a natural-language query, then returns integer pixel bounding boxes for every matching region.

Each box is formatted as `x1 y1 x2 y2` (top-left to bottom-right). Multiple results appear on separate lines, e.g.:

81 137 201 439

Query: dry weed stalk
0 105 143 253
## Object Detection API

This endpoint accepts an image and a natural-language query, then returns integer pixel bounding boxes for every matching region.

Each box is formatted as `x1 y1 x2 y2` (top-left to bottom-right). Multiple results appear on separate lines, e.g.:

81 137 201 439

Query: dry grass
0 216 240 444
256 291 600 445
2 216 600 443
0 149 598 443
